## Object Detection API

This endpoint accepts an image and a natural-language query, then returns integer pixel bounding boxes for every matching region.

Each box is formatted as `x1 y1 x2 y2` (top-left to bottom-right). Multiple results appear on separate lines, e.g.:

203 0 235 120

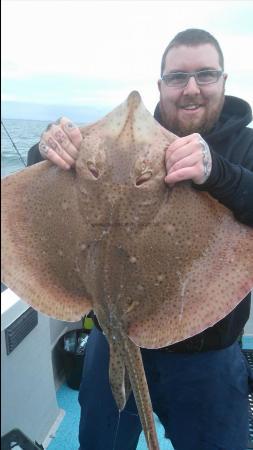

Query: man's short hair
160 28 224 76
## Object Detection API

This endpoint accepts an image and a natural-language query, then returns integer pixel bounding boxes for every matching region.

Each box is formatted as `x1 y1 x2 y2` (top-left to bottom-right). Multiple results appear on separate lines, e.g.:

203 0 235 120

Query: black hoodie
154 95 253 351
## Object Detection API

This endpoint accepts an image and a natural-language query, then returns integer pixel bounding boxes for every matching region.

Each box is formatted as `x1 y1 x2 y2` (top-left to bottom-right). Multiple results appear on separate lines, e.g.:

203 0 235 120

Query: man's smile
179 99 205 111
181 104 202 110
178 104 205 117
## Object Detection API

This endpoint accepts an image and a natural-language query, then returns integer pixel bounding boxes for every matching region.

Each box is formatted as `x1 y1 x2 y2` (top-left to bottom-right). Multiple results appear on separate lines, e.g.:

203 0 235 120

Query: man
28 29 253 450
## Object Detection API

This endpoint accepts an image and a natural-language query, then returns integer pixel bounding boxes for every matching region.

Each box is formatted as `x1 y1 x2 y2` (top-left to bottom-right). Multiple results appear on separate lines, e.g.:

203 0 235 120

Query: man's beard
161 93 225 137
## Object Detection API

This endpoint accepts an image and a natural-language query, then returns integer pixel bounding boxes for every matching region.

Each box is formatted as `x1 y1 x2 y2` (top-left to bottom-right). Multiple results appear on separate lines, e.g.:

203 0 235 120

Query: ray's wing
125 183 253 348
1 161 92 321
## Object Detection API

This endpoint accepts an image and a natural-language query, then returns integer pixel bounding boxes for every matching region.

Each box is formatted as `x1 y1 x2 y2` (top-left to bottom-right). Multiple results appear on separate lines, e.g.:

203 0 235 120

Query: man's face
158 44 227 136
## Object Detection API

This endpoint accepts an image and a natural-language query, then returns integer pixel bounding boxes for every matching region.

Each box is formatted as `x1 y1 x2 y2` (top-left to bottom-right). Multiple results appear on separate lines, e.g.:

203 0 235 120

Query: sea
1 118 49 178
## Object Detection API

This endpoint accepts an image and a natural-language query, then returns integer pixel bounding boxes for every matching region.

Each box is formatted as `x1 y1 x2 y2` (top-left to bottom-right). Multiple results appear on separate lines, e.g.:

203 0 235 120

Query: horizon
1 101 109 123
2 94 253 128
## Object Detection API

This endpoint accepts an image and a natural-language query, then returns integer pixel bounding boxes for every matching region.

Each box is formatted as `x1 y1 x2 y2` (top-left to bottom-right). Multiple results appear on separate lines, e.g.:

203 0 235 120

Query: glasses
161 70 223 88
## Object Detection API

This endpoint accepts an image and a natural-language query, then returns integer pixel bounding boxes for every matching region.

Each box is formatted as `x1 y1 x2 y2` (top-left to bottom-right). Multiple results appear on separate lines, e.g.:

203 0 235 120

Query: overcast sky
2 0 253 121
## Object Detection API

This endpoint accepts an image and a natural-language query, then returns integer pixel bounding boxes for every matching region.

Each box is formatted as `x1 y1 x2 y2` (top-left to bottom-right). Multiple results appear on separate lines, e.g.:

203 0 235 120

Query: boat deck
47 384 175 450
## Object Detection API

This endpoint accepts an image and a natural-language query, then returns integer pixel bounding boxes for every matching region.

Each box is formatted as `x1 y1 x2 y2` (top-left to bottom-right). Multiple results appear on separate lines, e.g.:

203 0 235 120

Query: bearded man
28 29 253 450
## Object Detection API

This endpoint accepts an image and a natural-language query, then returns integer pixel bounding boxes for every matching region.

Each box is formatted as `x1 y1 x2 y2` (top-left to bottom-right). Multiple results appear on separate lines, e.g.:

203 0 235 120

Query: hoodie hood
154 95 252 144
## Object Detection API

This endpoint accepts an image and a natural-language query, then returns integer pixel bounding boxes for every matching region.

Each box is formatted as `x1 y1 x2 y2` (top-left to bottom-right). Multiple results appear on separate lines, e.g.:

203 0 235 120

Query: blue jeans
78 327 251 450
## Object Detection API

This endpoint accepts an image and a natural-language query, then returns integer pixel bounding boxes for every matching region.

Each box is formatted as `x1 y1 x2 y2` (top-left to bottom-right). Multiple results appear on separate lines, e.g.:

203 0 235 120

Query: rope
1 120 27 167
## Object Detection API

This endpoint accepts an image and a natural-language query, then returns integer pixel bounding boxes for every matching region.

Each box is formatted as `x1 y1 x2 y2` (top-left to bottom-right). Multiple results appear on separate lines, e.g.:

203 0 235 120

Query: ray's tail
123 336 160 450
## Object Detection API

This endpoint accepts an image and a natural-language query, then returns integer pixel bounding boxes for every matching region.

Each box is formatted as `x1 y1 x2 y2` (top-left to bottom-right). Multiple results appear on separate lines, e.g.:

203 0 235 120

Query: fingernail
39 142 49 154
64 122 76 131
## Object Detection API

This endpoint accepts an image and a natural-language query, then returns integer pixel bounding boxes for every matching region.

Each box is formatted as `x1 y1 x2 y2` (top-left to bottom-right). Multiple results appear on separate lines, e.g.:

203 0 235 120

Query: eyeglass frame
161 69 224 88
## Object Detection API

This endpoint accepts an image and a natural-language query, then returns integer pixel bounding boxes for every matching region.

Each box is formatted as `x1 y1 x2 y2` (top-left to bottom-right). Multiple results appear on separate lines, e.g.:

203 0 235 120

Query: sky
2 0 253 122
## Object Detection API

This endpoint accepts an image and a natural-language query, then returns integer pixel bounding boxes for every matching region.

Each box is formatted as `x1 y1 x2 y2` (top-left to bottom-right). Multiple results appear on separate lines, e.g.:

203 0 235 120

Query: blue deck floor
47 336 253 450
47 384 173 450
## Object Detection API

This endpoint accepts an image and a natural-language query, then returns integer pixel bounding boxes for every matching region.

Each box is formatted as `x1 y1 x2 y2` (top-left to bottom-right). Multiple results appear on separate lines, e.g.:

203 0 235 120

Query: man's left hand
164 133 212 185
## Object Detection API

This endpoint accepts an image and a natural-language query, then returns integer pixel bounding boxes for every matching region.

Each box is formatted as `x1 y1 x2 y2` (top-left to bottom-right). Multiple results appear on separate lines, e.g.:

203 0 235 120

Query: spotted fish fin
124 368 132 403
121 335 159 450
127 184 253 349
109 340 127 411
1 162 92 321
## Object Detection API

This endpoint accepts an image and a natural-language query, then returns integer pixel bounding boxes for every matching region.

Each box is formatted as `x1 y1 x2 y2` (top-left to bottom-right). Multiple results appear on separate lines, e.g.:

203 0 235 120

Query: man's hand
164 133 212 185
39 117 82 170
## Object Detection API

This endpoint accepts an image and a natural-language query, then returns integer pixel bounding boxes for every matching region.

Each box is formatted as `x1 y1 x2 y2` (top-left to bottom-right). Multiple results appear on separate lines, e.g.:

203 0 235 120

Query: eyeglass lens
162 70 222 87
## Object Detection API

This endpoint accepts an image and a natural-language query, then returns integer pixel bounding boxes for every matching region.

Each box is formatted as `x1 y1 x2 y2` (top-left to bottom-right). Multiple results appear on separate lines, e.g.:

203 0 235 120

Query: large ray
2 91 253 450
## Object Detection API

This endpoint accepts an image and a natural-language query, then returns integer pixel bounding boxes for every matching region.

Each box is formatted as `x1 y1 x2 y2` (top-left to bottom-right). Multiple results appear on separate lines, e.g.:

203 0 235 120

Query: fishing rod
1 120 27 167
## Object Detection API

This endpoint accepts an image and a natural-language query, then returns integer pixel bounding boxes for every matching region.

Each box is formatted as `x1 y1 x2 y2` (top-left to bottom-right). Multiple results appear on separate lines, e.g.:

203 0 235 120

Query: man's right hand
39 117 82 170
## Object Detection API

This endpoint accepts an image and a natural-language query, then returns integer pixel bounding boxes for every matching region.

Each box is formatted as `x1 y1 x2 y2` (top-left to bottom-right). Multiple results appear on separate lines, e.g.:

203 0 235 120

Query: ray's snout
127 90 142 109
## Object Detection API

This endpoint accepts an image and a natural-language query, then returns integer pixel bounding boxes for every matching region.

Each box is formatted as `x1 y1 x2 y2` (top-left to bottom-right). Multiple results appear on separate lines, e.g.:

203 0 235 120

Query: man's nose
183 75 201 94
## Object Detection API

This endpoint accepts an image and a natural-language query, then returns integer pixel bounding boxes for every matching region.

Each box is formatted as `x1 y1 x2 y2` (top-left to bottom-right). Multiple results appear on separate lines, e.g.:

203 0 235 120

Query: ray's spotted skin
2 91 253 450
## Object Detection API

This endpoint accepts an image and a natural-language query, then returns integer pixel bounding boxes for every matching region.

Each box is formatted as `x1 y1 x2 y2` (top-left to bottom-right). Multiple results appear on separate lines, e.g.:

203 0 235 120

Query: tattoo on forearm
199 137 212 182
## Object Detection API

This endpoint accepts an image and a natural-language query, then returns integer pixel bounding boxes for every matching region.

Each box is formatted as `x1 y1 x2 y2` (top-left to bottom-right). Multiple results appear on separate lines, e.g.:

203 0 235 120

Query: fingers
165 142 200 174
39 117 82 170
57 117 83 149
166 151 201 174
165 163 204 184
39 141 73 170
165 134 201 167
164 133 212 185
165 167 202 185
